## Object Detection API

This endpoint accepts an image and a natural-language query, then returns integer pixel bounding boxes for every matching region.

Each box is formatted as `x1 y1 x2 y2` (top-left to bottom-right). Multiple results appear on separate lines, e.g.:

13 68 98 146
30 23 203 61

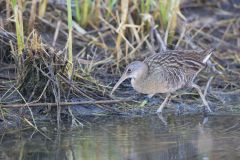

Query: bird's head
110 61 147 95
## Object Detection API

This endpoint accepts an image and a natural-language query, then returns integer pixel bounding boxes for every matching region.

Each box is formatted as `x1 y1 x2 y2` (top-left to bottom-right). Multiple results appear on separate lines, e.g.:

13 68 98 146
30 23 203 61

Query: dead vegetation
0 0 239 128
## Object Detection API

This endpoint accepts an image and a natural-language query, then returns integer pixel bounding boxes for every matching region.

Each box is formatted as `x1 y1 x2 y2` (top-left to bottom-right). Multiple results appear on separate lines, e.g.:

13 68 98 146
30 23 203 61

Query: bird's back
143 49 213 92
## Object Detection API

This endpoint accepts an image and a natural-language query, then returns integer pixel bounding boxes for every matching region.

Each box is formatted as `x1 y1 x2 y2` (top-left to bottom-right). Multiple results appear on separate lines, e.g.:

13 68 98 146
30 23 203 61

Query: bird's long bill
110 74 128 95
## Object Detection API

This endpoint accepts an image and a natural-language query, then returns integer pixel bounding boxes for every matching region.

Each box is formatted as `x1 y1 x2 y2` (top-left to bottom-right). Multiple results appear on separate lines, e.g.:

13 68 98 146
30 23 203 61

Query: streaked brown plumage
111 49 214 113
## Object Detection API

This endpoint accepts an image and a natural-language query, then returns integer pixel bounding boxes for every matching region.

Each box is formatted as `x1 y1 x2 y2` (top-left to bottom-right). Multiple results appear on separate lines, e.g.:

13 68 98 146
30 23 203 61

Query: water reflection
0 114 240 160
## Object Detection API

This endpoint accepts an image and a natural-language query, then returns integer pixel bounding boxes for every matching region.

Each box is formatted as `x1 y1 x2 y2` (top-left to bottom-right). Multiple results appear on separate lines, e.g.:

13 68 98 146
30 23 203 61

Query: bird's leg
204 76 214 97
192 83 212 112
207 60 223 75
156 93 171 113
139 94 154 107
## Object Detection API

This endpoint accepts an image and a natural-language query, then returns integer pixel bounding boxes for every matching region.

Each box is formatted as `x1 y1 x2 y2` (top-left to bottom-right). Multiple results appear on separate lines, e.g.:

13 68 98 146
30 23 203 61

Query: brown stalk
0 99 132 108
28 0 37 33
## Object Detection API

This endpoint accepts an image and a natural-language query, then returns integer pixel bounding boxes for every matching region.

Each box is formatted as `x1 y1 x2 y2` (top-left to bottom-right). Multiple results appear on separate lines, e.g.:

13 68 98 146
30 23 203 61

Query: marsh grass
74 0 92 26
158 0 182 44
74 0 81 23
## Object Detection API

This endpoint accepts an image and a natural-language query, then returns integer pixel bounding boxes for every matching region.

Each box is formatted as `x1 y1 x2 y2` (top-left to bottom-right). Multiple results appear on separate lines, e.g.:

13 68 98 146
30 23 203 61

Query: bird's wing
144 53 187 88
144 51 207 87
171 49 214 64
144 50 208 73
146 51 200 68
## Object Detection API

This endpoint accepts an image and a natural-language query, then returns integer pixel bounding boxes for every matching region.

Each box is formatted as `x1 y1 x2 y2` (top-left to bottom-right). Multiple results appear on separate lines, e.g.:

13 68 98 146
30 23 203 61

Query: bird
110 49 215 113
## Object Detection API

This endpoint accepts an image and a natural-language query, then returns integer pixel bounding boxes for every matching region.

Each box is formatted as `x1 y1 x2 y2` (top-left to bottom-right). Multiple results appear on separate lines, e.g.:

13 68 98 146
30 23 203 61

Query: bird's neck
130 67 148 92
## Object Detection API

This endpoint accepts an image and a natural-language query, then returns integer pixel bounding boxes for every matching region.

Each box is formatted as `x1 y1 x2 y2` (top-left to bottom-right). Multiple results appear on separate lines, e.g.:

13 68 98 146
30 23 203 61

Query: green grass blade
66 0 73 78
74 0 81 23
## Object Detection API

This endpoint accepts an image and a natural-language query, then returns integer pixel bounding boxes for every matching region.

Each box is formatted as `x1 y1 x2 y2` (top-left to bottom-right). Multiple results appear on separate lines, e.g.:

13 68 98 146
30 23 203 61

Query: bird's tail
202 48 215 64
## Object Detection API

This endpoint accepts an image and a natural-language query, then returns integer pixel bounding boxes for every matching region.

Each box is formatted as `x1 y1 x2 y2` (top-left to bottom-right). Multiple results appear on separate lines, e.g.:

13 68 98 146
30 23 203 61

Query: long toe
207 106 212 113
157 112 168 125
156 93 171 113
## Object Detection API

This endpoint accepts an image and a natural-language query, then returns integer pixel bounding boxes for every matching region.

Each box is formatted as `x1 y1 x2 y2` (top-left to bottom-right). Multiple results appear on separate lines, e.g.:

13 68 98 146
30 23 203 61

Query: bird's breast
131 78 172 94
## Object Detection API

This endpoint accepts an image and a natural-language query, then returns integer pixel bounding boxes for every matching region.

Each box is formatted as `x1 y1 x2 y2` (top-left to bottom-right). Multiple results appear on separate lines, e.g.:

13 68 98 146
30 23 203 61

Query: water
0 114 240 160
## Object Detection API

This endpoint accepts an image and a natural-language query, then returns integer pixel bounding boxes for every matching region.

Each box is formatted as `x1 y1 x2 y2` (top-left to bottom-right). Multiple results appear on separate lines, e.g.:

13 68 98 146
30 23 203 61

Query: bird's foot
157 112 167 125
203 105 212 115
156 93 171 113
207 106 213 113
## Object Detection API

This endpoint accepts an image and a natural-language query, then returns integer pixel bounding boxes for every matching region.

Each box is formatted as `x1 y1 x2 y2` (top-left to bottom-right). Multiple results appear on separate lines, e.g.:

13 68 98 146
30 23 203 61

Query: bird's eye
127 68 132 73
